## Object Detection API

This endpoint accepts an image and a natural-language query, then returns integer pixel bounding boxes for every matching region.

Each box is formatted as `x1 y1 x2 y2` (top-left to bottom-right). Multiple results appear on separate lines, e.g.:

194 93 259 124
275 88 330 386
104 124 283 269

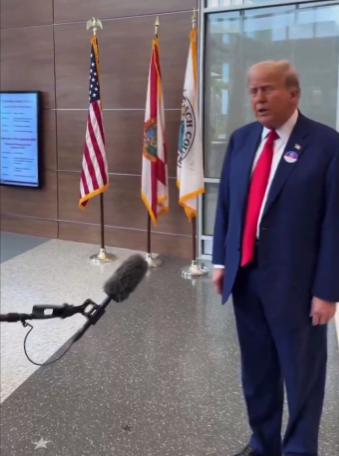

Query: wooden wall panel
1 1 197 259
54 12 190 109
0 0 53 29
0 171 58 219
58 222 191 259
58 172 190 235
56 109 87 170
54 0 197 25
42 110 57 170
57 109 181 177
0 26 55 109
0 214 58 238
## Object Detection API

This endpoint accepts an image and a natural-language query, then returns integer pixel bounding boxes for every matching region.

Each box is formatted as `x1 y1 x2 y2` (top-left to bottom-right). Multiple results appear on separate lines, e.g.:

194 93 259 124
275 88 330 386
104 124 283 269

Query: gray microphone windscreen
103 254 148 303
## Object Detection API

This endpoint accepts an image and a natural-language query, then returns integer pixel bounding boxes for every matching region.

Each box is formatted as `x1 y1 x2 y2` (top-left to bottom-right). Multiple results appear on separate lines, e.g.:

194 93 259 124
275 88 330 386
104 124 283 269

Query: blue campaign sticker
284 150 299 164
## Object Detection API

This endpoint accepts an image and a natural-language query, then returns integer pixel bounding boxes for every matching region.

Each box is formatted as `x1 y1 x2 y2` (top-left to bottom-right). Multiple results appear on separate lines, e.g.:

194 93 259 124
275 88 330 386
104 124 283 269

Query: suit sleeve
212 134 234 266
313 146 339 303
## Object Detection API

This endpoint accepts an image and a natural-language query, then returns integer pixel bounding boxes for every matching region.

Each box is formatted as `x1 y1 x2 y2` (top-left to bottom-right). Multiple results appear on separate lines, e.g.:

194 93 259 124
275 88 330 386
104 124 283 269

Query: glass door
201 0 339 257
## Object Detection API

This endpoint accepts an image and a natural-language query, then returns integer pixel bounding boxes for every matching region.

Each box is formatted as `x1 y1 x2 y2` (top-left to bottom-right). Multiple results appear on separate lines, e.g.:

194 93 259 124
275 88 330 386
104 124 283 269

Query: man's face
248 70 299 129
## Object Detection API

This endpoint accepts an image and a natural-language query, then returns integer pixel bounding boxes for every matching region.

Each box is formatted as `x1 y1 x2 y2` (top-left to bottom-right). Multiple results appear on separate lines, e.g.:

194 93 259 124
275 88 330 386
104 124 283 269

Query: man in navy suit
212 60 339 456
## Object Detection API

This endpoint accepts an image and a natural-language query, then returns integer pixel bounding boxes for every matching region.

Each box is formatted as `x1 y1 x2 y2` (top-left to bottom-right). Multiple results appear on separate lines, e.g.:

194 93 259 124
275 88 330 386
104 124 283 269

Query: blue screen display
0 92 40 187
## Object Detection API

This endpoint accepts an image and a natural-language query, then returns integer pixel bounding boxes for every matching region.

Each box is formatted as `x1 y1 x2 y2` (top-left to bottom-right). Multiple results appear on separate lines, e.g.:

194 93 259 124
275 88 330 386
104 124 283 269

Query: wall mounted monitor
0 91 41 188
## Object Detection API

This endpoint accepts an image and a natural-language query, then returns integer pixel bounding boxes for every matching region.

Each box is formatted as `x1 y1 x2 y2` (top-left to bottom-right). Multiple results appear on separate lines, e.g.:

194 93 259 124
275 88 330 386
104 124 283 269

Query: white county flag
177 27 205 221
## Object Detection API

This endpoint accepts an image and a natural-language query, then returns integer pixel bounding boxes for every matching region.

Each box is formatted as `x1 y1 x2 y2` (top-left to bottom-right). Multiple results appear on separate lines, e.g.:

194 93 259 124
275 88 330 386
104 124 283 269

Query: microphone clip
32 299 100 320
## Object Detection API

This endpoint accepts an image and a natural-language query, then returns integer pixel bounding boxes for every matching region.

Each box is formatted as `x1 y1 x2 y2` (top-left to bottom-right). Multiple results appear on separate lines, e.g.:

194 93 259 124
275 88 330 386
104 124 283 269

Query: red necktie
241 130 279 266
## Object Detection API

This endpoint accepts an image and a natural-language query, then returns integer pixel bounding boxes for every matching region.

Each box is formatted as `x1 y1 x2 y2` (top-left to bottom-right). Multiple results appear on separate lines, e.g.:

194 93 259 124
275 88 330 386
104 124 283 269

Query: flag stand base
145 253 161 268
90 248 117 265
181 260 209 279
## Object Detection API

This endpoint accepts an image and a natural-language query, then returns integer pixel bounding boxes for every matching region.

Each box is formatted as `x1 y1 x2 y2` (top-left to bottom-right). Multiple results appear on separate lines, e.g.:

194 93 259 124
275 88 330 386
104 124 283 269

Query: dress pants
232 260 327 456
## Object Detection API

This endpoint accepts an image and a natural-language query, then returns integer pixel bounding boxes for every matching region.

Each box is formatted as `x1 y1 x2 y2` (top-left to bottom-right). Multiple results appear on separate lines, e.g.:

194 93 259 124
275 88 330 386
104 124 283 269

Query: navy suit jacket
213 113 339 320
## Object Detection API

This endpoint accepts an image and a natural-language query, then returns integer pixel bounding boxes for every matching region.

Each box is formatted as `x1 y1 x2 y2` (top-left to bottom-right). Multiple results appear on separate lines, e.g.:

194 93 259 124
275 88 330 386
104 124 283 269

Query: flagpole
181 8 209 279
182 217 209 279
100 193 105 250
86 17 116 265
192 216 197 262
145 16 162 269
147 214 152 255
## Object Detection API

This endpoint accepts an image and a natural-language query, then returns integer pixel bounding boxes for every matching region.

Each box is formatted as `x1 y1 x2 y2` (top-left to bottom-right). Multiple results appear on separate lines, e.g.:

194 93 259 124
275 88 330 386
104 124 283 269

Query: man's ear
290 88 300 101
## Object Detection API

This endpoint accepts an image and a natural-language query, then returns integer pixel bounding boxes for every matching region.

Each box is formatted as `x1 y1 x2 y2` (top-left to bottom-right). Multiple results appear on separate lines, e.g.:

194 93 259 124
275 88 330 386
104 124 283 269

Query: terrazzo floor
0 232 48 263
0 233 338 456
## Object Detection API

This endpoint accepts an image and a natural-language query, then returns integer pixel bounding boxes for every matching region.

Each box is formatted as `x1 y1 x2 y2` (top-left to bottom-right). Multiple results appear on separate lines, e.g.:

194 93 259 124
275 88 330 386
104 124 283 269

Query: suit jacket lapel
237 123 263 209
262 112 310 219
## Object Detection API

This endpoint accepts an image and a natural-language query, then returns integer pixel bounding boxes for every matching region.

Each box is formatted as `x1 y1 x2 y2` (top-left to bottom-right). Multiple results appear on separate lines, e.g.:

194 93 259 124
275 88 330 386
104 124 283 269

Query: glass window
203 239 213 256
299 1 339 6
202 2 339 236
205 0 276 7
205 0 234 7
203 184 220 236
205 1 339 8
243 0 283 3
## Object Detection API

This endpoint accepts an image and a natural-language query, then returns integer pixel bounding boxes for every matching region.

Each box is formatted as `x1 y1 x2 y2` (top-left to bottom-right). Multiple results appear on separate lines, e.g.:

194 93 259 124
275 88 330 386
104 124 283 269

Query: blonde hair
248 60 301 92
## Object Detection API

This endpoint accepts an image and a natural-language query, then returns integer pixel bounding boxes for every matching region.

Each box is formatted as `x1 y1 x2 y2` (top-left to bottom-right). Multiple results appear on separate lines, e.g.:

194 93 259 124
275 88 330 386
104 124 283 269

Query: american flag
79 36 109 208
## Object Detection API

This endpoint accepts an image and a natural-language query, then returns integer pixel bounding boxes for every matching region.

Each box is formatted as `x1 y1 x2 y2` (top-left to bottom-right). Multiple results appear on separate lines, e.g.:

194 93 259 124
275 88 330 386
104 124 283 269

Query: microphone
103 254 149 303
0 254 148 323
0 254 149 366
71 254 148 344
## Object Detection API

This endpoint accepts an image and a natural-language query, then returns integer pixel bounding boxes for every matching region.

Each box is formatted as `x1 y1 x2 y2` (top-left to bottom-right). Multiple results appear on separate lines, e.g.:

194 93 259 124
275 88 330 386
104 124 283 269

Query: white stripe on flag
89 105 105 157
85 131 104 188
82 151 94 193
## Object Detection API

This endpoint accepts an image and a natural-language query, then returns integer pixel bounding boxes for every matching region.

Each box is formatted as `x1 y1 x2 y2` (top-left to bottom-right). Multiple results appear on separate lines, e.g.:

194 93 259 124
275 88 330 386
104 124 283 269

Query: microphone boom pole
0 254 148 365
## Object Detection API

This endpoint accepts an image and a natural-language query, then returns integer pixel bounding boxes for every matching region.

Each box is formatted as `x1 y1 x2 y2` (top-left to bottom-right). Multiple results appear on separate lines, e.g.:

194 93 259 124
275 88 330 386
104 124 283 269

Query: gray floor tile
0 256 338 456
0 232 48 263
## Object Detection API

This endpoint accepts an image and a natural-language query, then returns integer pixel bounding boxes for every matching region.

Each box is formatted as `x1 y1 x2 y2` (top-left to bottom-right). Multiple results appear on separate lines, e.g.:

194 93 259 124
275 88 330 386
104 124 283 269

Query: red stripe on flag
154 41 162 79
79 171 90 207
81 171 90 195
88 107 107 186
84 139 99 190
157 157 166 186
153 40 167 189
92 101 106 146
150 46 158 121
150 43 158 218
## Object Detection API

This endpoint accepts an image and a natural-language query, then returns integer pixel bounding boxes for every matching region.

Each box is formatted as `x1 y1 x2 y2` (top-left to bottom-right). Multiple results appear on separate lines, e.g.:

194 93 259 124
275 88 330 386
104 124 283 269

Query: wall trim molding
55 170 178 180
0 9 195 31
0 212 191 238
52 108 181 111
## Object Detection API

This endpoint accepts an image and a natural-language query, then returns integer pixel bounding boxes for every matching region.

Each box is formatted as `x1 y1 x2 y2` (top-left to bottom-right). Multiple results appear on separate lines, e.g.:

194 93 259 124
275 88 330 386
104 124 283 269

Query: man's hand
212 268 225 295
310 297 337 325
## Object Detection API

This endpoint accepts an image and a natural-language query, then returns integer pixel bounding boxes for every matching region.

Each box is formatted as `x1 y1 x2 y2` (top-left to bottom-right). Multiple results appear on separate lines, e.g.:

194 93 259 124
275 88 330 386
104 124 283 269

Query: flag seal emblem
284 150 298 164
143 118 157 162
178 94 196 168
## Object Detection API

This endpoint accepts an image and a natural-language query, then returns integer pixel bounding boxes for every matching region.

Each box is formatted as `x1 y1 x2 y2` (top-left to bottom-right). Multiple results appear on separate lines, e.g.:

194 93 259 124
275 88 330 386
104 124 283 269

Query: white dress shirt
214 110 299 269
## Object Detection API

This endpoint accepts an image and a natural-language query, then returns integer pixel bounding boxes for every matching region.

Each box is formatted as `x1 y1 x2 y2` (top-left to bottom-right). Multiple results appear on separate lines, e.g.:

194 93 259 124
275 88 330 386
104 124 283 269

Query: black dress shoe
234 445 258 456
233 445 282 456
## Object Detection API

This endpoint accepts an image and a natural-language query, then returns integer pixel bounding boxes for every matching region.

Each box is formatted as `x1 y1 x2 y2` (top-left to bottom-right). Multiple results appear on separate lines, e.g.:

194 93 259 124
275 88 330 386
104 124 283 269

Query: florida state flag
141 35 168 225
